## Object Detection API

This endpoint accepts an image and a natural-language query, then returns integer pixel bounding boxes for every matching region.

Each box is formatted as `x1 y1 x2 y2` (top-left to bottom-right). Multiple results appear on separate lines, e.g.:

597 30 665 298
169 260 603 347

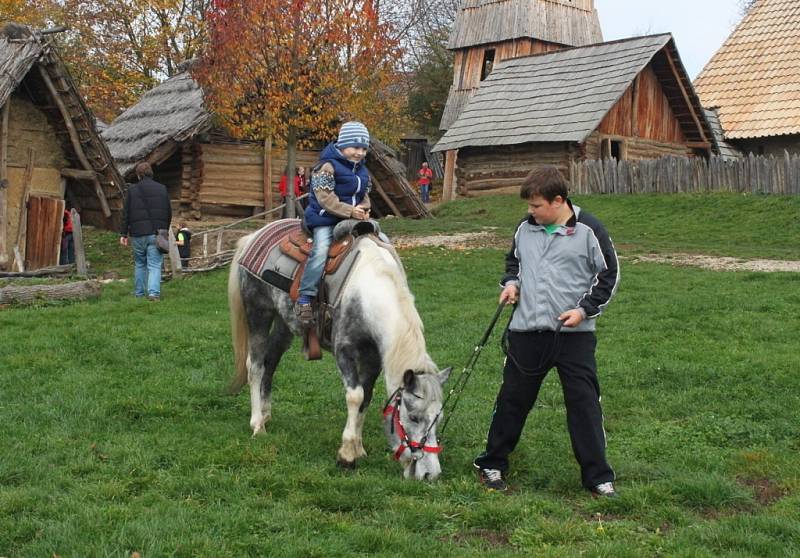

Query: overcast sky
595 0 745 79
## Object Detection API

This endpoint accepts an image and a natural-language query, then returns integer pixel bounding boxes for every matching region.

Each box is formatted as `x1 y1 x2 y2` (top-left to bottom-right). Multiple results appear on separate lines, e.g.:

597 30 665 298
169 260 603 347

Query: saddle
239 218 387 361
278 229 355 301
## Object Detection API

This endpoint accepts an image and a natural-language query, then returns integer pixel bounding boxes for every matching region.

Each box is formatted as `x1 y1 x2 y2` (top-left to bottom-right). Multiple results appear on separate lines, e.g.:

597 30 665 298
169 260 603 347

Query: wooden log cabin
0 24 124 271
694 0 800 156
439 0 603 199
103 68 428 221
433 34 714 196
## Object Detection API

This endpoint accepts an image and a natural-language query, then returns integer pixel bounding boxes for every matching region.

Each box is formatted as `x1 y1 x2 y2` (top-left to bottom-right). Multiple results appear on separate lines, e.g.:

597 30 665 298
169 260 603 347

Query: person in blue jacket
294 121 372 324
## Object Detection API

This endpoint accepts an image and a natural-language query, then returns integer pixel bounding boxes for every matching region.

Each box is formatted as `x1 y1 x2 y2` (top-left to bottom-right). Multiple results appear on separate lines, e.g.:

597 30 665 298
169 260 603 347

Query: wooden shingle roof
448 0 602 50
434 34 710 152
694 0 800 140
704 108 741 159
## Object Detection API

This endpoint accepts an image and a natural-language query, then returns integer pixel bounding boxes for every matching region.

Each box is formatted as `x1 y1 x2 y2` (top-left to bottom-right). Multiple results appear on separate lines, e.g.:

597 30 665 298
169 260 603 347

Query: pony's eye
408 416 421 424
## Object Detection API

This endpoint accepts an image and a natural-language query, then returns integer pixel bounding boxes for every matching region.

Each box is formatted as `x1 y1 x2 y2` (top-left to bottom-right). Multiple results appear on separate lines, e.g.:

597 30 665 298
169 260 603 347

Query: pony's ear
402 369 416 389
437 367 453 385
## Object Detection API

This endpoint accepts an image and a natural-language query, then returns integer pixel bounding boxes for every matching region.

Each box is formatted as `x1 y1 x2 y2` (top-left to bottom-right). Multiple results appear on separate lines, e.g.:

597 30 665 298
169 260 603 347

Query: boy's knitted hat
336 121 370 150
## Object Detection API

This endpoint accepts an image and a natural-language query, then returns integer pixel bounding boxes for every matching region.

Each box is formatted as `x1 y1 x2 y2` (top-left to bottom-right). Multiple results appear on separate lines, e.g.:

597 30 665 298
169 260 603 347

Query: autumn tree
195 0 404 217
1 0 210 120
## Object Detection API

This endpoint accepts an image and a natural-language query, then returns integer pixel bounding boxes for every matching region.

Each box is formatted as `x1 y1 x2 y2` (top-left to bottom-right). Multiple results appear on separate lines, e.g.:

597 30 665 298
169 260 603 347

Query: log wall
455 142 576 195
179 141 321 218
583 131 693 161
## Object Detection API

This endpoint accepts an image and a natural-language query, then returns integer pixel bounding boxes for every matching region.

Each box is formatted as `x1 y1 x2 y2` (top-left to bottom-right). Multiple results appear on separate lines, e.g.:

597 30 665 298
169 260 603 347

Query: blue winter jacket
304 143 370 229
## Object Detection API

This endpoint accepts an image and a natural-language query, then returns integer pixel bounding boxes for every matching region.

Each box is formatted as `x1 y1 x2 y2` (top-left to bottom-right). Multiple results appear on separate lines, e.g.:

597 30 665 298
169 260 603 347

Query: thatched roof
103 70 213 178
448 0 603 50
694 0 800 140
0 24 124 227
0 29 41 107
434 34 712 152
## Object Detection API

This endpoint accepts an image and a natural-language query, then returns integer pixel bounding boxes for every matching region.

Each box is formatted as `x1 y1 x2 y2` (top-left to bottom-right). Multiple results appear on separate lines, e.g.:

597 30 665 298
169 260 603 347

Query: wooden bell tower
439 0 603 200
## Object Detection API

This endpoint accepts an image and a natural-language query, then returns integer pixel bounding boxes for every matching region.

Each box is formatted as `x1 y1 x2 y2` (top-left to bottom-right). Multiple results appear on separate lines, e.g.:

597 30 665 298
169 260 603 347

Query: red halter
383 392 441 460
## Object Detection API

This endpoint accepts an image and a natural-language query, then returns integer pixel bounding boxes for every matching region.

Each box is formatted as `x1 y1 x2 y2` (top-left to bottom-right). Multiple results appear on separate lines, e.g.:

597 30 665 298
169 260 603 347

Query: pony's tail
228 235 251 394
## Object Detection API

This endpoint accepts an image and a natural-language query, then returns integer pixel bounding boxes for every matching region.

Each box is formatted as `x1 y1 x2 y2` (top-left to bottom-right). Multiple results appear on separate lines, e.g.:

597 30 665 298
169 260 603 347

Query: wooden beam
263 136 272 220
631 74 640 137
71 208 87 276
661 48 709 144
0 101 8 269
686 141 712 149
0 279 102 306
37 65 112 217
442 149 457 202
146 139 180 169
61 168 98 180
370 174 402 217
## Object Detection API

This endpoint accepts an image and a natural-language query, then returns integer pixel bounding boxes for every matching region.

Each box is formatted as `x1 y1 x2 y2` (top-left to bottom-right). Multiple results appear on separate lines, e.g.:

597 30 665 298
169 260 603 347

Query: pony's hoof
251 424 266 436
336 457 358 470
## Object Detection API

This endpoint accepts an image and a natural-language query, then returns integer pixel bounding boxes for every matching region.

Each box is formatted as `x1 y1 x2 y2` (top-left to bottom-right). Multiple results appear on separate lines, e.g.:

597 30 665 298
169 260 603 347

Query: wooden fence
569 153 800 195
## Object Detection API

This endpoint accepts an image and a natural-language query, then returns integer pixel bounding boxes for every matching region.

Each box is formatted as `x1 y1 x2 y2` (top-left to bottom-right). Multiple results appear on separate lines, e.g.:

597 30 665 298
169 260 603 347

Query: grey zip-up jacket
503 201 619 333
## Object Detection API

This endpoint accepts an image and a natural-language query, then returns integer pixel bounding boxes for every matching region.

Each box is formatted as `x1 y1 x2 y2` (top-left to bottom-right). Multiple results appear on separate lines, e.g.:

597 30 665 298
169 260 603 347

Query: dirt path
393 232 799 272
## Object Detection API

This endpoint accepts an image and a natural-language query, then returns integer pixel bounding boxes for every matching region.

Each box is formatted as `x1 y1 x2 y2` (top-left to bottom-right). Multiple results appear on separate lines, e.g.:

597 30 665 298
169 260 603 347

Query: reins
382 302 566 458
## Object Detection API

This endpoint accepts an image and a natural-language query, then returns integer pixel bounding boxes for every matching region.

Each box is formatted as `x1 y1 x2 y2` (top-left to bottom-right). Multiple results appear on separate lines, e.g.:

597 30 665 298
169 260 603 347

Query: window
601 137 626 160
481 49 495 81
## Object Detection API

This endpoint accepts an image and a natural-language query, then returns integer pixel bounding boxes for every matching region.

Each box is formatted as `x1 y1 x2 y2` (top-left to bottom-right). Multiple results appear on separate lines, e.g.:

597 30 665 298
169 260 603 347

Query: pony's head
384 367 452 480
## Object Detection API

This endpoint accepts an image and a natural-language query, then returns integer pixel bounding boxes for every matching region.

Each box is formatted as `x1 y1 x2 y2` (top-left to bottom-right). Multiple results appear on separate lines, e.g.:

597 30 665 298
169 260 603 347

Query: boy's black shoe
590 482 617 498
475 465 508 492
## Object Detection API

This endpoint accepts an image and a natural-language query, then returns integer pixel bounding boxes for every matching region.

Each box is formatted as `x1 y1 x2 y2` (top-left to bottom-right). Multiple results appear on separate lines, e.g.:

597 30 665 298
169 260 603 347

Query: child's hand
352 206 369 220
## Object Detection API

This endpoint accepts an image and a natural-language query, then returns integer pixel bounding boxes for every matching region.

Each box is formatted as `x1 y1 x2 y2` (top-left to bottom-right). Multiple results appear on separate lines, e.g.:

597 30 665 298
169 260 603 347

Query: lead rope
437 302 508 441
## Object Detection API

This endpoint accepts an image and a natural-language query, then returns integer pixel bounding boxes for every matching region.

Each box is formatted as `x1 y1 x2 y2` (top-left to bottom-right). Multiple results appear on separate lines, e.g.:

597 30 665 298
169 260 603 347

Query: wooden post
442 150 457 202
370 174 402 217
0 100 8 269
167 228 182 276
71 209 87 276
263 136 272 220
13 148 35 271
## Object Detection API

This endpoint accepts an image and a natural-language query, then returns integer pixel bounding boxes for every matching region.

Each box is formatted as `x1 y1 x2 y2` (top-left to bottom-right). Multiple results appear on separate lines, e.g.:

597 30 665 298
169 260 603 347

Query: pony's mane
357 239 438 382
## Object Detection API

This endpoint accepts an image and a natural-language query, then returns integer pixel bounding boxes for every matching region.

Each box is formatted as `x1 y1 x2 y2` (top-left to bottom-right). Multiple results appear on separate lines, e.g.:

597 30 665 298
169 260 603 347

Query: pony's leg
247 318 293 435
335 343 382 466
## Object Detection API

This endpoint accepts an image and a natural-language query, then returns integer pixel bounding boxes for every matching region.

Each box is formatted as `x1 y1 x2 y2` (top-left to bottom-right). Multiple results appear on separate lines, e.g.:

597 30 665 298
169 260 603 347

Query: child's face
526 195 564 225
341 146 367 163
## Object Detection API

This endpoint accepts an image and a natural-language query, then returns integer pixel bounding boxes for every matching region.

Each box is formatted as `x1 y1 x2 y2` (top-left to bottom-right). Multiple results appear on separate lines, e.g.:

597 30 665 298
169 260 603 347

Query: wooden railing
569 153 800 196
166 195 307 274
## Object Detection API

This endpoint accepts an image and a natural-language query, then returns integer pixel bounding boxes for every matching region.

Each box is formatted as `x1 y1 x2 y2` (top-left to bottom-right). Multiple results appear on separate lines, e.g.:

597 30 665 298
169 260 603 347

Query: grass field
2 194 799 557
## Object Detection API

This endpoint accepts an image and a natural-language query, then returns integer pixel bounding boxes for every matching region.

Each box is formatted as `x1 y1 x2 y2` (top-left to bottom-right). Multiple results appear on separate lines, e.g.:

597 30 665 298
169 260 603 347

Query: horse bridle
382 386 442 461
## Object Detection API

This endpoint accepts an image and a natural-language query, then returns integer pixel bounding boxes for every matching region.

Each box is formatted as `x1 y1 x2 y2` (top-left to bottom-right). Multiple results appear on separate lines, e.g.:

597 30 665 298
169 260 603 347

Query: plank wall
593 64 693 159
453 38 563 90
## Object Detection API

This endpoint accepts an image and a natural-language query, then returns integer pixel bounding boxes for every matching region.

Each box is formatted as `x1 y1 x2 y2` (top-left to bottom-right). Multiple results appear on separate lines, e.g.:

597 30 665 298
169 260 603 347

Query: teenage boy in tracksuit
474 166 620 497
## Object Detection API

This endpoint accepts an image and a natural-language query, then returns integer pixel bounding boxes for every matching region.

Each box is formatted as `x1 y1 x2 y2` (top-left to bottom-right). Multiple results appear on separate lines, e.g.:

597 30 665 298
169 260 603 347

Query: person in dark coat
119 162 172 300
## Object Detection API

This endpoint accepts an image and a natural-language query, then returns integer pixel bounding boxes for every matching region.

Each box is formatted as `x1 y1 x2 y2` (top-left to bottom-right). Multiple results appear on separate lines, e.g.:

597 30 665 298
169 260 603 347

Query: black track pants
474 331 614 489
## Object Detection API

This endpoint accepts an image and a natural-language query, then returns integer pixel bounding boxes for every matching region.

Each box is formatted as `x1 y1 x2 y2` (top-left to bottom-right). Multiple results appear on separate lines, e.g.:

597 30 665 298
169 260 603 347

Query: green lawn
1 194 799 556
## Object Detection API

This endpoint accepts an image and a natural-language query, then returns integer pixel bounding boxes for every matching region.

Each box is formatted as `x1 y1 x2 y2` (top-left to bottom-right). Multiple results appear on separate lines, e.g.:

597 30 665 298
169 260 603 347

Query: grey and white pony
228 230 451 480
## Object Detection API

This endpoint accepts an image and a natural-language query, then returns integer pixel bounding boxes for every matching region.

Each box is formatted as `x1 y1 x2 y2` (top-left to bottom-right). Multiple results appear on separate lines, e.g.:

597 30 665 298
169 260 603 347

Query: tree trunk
0 280 102 306
285 126 298 219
